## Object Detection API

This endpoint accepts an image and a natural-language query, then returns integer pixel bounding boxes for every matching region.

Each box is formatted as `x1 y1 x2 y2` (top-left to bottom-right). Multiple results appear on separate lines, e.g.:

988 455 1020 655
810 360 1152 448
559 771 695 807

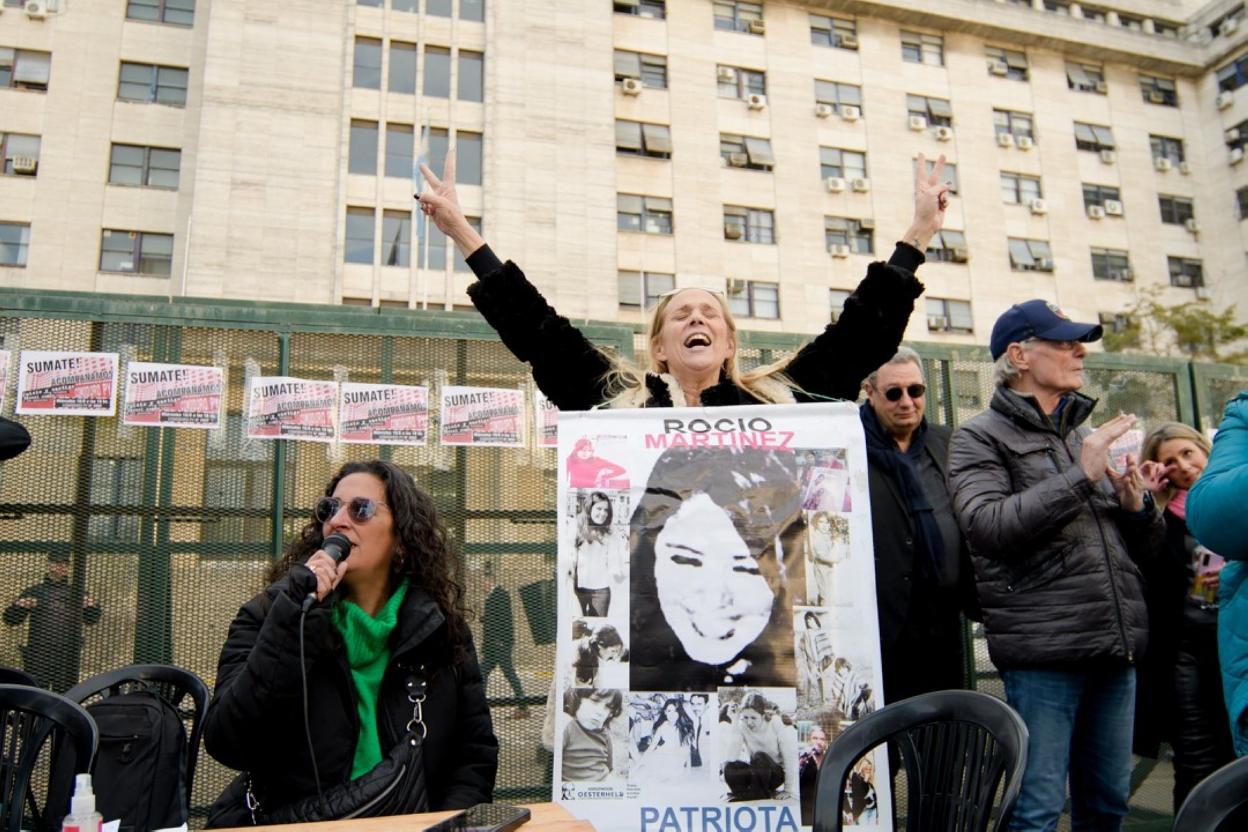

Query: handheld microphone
302 532 352 611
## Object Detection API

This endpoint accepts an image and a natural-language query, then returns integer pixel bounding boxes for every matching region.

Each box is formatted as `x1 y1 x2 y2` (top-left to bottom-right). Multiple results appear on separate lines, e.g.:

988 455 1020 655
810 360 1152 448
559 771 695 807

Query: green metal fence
0 288 1241 827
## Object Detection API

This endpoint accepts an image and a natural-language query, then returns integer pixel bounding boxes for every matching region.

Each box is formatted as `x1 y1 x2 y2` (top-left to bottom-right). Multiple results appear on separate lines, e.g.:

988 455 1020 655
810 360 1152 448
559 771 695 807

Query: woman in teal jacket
1187 391 1248 756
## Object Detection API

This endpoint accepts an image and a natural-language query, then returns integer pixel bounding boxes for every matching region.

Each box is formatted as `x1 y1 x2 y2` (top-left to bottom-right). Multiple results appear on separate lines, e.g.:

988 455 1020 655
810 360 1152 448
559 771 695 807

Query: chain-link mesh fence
0 298 1240 829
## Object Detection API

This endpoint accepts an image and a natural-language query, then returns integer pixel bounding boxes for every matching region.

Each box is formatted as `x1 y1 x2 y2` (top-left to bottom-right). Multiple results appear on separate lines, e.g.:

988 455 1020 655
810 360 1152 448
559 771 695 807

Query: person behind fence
481 560 528 719
417 150 949 412
1132 423 1235 812
721 692 797 802
630 446 802 691
562 688 624 782
1186 390 1248 760
202 460 497 825
948 300 1164 832
3 550 101 693
861 347 971 704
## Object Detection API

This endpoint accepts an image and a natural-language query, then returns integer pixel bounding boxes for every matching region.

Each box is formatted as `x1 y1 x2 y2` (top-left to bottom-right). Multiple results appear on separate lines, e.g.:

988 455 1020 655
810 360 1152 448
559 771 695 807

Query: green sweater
331 580 410 779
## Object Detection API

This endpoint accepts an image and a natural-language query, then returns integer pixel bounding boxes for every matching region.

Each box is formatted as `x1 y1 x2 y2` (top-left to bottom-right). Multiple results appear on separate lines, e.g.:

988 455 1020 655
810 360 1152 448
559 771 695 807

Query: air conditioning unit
1087 205 1106 219
1094 80 1109 94
840 105 861 122
1232 147 1245 165
1185 217 1200 234
908 115 928 131
1100 148 1117 164
1147 89 1166 104
1028 197 1048 215
1221 18 1239 36
1109 268 1133 281
1037 257 1055 271
11 156 37 174
748 18 766 34
621 78 643 95
724 224 743 240
1104 199 1124 215
1179 160 1192 174
1218 90 1235 110
1154 156 1172 172
1228 127 1242 144
815 103 834 118
825 176 846 193
858 217 876 230
935 126 954 142
988 60 1009 76
717 66 737 83
996 132 1015 148
841 34 859 48
747 93 767 110
851 177 870 193
1195 285 1212 300
727 152 748 167
927 315 949 329
829 243 851 258
951 246 970 263
24 0 47 18
1017 135 1034 150
1173 273 1195 287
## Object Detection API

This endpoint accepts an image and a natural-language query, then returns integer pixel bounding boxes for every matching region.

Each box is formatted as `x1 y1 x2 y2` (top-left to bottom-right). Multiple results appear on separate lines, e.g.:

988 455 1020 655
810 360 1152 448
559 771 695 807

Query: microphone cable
299 604 327 815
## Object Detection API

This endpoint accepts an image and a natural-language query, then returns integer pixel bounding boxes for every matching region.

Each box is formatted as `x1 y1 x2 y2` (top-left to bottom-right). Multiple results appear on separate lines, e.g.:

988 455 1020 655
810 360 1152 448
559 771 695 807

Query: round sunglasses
314 496 388 524
882 383 926 402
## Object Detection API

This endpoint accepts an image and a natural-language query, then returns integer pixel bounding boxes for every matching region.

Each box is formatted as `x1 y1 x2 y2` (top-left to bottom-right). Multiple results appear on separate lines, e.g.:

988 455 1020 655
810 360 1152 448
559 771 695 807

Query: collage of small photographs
555 438 886 829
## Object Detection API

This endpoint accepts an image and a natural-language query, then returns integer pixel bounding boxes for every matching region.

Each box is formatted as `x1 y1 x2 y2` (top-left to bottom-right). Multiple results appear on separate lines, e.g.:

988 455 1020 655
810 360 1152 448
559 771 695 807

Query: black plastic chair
63 663 210 817
1172 754 1248 832
814 689 1029 832
0 683 98 832
0 667 38 687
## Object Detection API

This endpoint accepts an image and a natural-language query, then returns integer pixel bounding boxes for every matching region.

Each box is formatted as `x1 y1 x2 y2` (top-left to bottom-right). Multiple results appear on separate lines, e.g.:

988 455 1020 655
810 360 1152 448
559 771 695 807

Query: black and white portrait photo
804 511 852 608
568 489 629 618
561 687 629 785
571 618 630 688
717 688 799 804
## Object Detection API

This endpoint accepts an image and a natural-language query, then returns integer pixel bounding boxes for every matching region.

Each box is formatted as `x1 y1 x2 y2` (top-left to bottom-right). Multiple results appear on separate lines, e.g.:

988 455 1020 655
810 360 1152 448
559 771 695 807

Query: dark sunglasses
883 383 926 402
314 496 387 524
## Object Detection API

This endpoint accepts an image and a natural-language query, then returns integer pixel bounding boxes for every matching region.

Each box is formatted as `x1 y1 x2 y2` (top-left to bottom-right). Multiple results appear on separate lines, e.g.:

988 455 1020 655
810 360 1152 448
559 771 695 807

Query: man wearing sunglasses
948 300 1164 832
860 347 970 709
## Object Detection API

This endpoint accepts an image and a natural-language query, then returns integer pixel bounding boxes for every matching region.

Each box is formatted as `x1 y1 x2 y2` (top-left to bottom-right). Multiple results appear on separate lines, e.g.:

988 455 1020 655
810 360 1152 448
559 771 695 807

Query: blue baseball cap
989 300 1102 360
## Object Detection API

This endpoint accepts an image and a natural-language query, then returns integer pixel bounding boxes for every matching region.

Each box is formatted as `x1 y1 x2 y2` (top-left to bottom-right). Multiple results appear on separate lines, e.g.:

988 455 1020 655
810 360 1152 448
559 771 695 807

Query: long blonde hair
600 288 798 407
1142 421 1212 506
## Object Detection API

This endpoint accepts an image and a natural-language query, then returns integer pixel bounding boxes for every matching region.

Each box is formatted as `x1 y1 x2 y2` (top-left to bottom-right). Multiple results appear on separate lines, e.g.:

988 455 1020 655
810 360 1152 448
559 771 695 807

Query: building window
616 120 671 159
713 1 763 34
1082 183 1121 210
718 65 765 99
986 46 1028 81
381 210 411 267
727 280 779 318
1008 238 1054 272
346 121 377 176
906 94 953 127
0 48 51 92
1238 186 1248 219
926 298 973 333
1218 54 1248 92
1158 195 1194 225
925 229 968 263
0 222 30 268
388 42 417 94
819 147 866 180
1074 122 1115 152
1044 0 1071 14
618 270 675 309
1168 257 1204 288
427 128 448 178
458 51 483 102
953 369 982 408
829 289 850 322
720 134 774 171
1154 21 1180 38
384 124 413 178
1118 13 1144 31
614 0 665 19
1000 172 1042 205
814 79 862 114
345 207 375 264
353 38 382 90
1211 5 1244 38
1099 312 1134 334
615 50 668 89
126 0 194 25
108 144 180 189
1150 134 1185 165
824 217 873 254
426 0 450 16
900 31 943 66
88 458 143 543
1 133 40 176
461 0 484 21
1066 61 1106 93
1228 119 1248 151
424 46 451 97
1080 5 1108 22
455 131 483 185
117 62 187 106
618 194 673 234
918 157 958 194
1139 74 1178 106
423 215 481 271
391 0 417 12
810 14 856 49
723 206 774 243
993 109 1034 140
99 230 173 276
1091 248 1132 281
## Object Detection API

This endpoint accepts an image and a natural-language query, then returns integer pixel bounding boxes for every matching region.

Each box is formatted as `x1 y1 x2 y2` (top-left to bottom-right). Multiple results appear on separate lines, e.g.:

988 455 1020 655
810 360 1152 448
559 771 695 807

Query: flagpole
414 112 432 311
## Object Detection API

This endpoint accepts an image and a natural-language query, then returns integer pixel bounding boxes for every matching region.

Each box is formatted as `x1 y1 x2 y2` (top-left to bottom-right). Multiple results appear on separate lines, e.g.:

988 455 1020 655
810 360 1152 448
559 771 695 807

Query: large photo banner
554 404 890 832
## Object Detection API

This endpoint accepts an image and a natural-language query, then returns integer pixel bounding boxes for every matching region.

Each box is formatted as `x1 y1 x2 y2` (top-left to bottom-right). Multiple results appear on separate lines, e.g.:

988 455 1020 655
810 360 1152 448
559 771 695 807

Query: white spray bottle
61 773 103 832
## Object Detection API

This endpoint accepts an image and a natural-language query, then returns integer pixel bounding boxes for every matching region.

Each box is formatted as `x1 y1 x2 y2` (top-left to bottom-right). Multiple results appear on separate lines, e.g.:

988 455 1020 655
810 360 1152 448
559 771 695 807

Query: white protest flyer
0 351 9 412
16 350 119 416
535 391 559 448
122 362 225 428
245 376 337 442
554 404 891 832
339 383 429 445
439 385 525 447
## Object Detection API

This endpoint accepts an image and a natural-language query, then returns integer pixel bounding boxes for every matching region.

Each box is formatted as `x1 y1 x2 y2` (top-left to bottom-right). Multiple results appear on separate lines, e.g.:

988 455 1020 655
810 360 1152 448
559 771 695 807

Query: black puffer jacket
464 244 925 409
947 386 1163 669
203 566 497 817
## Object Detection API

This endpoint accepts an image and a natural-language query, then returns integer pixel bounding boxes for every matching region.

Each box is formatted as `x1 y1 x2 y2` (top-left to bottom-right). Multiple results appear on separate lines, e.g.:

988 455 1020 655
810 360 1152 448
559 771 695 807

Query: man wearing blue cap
948 300 1164 831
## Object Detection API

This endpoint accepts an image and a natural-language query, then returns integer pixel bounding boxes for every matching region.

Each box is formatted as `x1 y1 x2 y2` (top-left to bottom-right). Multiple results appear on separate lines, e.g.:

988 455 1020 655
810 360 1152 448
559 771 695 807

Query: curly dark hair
268 460 470 659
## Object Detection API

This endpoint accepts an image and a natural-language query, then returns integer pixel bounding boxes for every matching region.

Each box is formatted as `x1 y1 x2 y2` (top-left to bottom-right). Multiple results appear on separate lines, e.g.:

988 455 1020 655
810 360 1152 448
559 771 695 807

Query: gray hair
866 346 924 388
992 340 1036 387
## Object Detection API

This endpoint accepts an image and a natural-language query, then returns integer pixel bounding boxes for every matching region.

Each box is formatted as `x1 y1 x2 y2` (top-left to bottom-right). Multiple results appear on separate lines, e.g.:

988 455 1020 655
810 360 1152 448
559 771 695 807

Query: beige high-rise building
1 0 1245 346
